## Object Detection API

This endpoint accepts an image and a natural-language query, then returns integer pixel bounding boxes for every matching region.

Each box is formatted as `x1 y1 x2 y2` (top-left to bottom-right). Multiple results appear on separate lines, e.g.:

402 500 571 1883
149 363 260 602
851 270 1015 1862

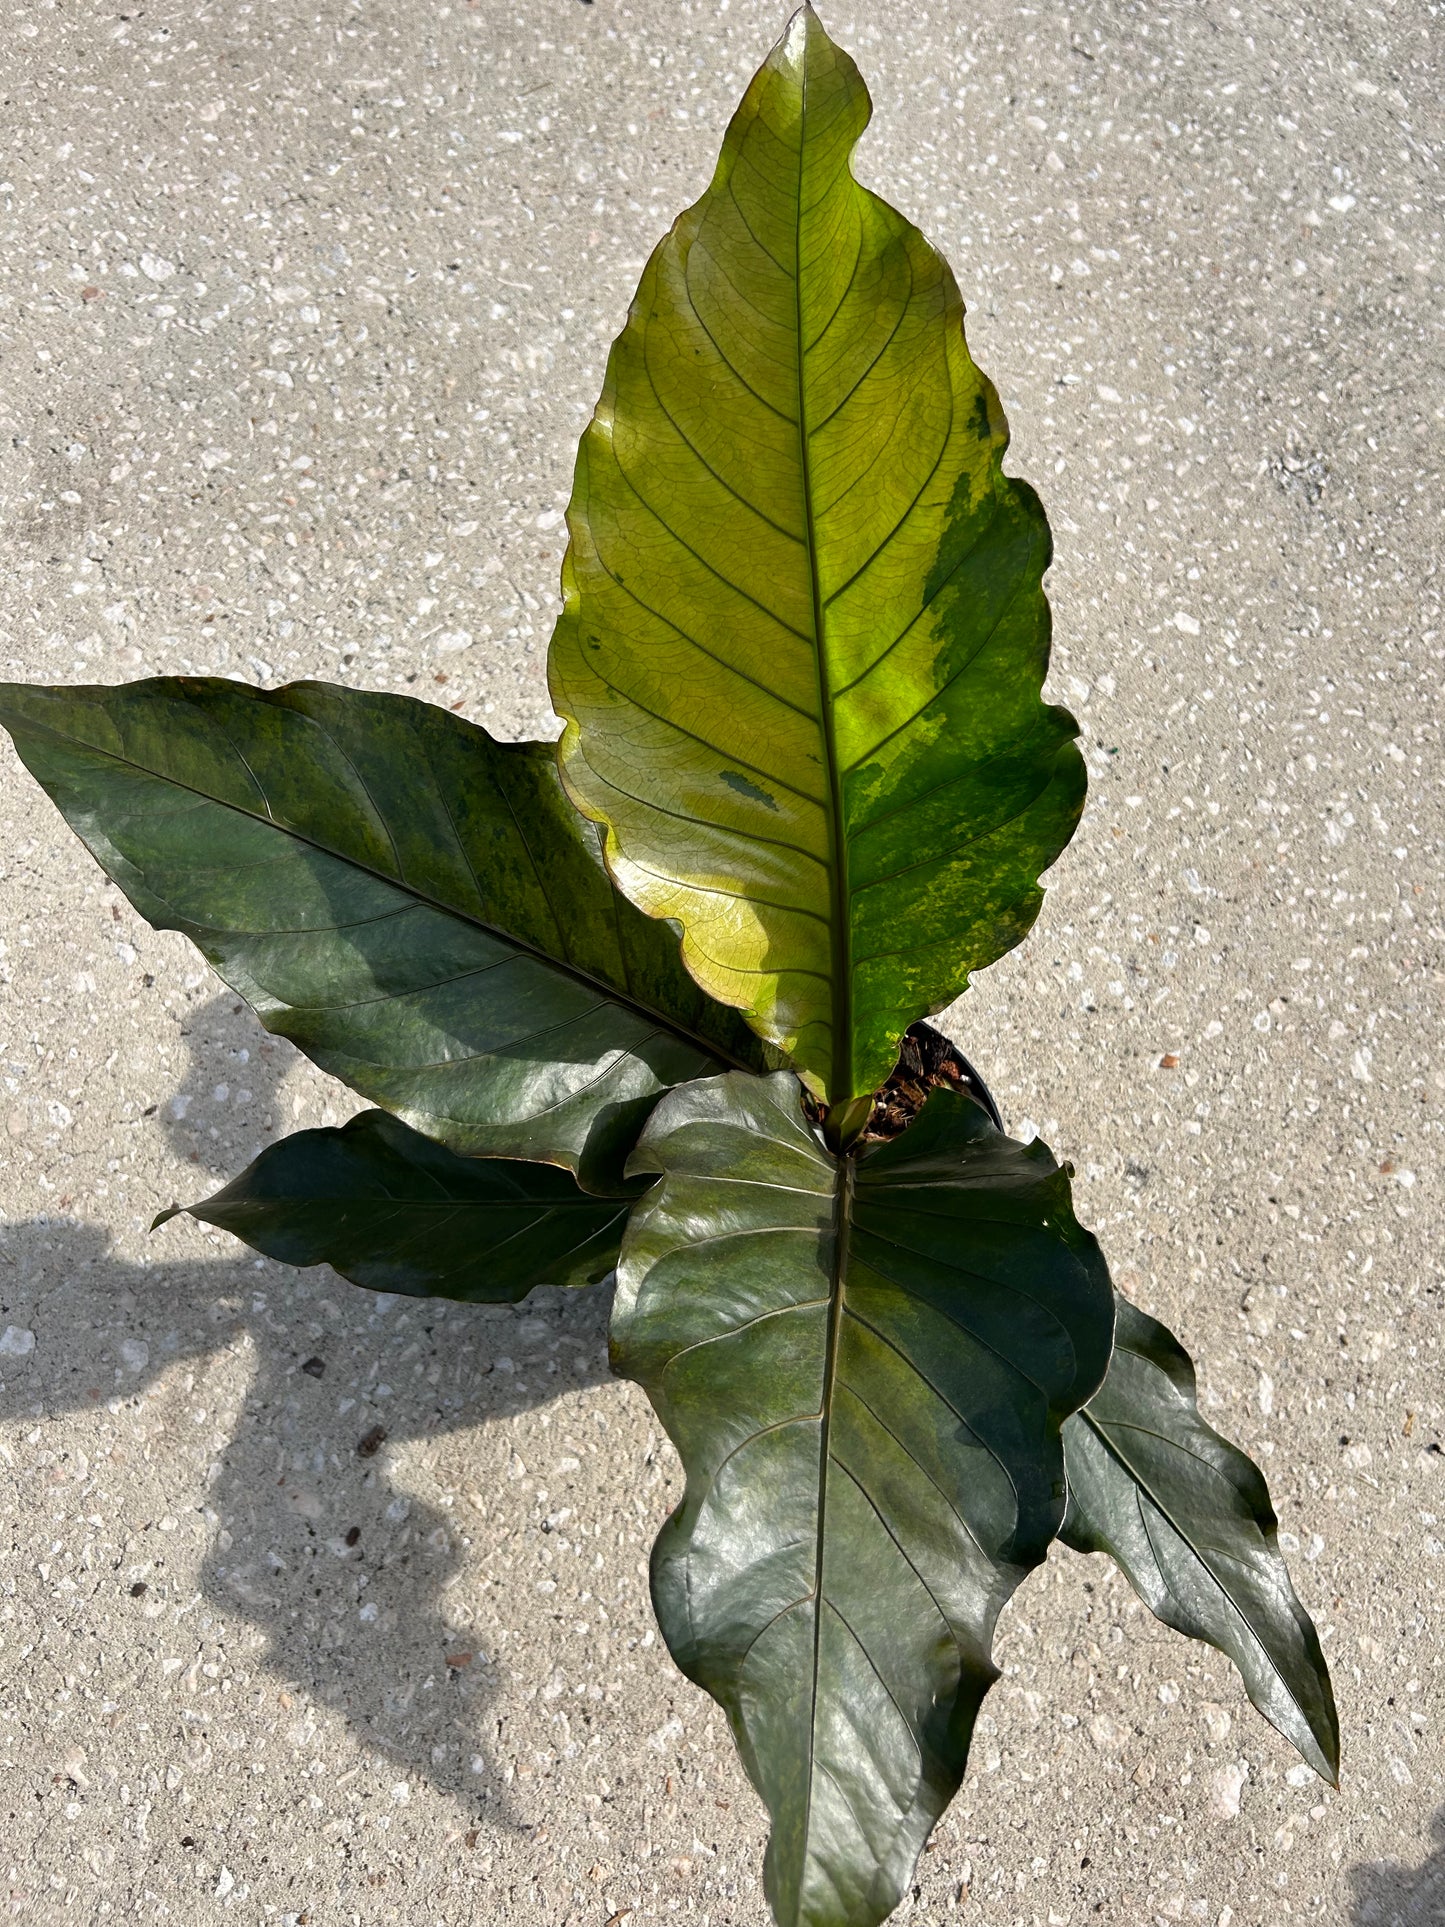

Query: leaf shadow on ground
1348 1807 1445 1924
155 991 306 1176
0 999 619 1826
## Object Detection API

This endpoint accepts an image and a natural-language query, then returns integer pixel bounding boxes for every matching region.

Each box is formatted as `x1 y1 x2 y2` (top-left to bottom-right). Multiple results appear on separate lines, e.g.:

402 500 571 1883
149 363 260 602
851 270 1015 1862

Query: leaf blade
0 677 764 1192
550 8 1084 1102
159 1109 627 1302
613 1073 1113 1927
1061 1296 1340 1784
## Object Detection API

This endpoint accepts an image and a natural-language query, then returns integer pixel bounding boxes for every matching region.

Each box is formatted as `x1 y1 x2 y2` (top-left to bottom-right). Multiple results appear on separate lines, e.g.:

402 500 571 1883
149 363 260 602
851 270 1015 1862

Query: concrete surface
1 1 1441 1922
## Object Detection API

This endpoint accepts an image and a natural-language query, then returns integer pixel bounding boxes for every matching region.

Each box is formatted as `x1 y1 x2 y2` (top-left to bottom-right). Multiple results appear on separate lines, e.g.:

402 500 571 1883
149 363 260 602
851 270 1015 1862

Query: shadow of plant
1349 1808 1445 1925
156 991 296 1177
0 1003 619 1819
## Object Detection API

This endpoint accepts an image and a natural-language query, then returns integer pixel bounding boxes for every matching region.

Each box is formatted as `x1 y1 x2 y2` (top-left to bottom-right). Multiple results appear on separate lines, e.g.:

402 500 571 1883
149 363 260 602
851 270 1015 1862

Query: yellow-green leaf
549 5 1085 1103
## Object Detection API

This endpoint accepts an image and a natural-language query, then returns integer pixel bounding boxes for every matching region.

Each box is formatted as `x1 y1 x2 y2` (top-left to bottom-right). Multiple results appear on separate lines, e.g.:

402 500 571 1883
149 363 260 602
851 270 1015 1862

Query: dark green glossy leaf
1062 1296 1340 1785
550 6 1085 1104
157 1109 626 1302
612 1073 1113 1927
0 677 766 1192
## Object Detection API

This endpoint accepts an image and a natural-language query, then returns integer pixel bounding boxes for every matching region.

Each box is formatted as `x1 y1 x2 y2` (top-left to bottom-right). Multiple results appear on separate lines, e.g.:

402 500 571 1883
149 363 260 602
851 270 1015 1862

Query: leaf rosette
0 9 1337 1926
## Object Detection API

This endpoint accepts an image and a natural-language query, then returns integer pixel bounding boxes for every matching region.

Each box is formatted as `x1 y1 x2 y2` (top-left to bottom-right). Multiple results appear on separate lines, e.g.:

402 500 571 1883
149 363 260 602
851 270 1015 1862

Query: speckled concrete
1 2 1441 1923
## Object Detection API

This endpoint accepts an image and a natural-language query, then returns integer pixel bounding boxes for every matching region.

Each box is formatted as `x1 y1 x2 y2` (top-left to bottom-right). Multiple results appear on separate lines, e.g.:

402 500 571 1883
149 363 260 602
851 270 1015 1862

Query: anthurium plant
0 11 1336 1925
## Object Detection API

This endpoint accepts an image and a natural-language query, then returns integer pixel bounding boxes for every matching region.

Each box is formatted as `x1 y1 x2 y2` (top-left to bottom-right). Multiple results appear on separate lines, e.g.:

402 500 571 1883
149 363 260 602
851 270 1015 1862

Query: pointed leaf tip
783 3 838 62
777 4 820 69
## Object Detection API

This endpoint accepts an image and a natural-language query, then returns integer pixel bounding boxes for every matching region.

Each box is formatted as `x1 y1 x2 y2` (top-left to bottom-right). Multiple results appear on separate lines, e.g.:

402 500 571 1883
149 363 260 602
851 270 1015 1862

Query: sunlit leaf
550 5 1084 1104
0 678 764 1192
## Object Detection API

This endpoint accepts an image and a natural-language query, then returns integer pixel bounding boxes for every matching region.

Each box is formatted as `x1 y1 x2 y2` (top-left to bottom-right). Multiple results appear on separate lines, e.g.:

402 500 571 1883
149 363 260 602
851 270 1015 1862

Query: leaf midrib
791 45 853 1103
12 700 757 1076
801 1148 854 1880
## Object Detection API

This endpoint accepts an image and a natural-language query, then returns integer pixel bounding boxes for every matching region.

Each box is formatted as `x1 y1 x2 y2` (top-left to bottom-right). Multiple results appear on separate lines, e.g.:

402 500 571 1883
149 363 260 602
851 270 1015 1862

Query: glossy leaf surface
1062 1297 1339 1784
550 6 1085 1103
613 1074 1113 1927
0 678 765 1192
158 1109 626 1302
